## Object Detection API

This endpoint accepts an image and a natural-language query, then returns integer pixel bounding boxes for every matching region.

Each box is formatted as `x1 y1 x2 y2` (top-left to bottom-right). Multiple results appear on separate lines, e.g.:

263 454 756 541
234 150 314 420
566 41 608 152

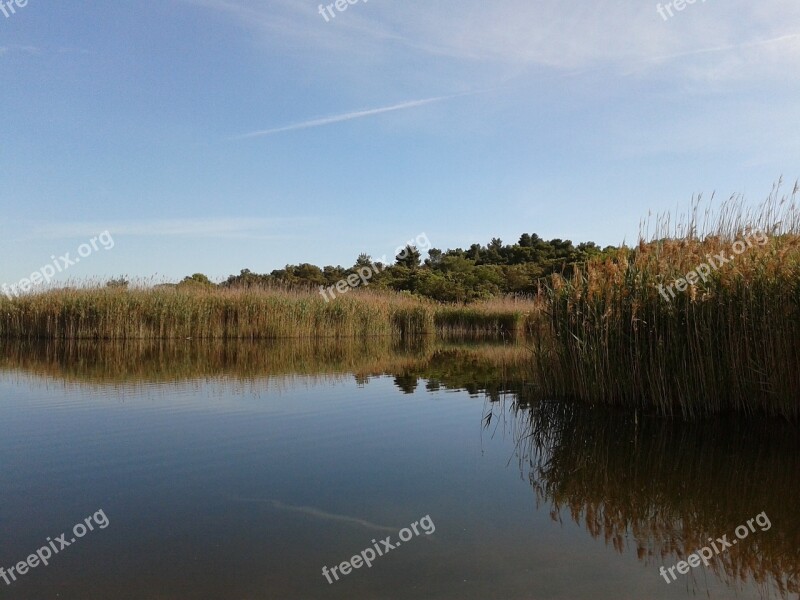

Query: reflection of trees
5 337 798 596
0 337 434 385
393 374 419 394
507 399 800 597
385 345 532 399
0 338 531 397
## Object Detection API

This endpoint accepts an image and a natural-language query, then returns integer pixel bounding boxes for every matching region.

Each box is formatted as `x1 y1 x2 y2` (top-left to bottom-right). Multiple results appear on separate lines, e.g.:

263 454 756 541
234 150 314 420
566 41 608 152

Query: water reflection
504 399 800 598
1 339 797 598
0 337 530 393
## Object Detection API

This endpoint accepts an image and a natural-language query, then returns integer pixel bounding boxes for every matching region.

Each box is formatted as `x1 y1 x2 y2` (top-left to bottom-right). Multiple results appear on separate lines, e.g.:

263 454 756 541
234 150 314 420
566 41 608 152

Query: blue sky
1 0 799 285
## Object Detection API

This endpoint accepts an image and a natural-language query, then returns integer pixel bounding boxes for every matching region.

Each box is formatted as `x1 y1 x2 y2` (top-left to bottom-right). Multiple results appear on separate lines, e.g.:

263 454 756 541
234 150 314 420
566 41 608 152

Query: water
0 339 797 599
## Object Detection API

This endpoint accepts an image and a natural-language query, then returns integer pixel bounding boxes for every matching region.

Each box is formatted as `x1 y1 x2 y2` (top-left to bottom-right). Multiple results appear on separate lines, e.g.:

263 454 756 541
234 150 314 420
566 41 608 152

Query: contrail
232 93 467 139
230 497 398 533
627 31 800 73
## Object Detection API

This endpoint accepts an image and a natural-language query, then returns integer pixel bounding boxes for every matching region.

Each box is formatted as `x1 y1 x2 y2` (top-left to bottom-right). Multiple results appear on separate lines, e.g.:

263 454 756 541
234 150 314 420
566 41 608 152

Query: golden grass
434 296 541 336
0 286 537 340
534 186 800 418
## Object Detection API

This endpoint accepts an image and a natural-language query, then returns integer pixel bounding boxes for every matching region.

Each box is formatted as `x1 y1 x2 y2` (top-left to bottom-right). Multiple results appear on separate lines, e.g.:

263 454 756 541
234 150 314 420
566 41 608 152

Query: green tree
395 245 421 269
179 273 214 287
425 248 443 267
354 253 373 268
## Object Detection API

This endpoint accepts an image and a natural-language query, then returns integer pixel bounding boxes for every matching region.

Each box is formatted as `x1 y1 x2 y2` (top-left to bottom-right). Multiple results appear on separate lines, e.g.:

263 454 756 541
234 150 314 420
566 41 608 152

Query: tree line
170 233 617 303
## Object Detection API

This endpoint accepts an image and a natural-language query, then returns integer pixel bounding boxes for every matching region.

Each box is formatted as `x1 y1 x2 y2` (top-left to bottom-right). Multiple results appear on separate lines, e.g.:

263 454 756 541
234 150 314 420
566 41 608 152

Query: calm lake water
0 339 797 599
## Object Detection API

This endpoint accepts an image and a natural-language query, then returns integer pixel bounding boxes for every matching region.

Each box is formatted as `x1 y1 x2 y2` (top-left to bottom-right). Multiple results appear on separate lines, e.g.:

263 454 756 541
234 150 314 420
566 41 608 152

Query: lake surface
0 339 797 599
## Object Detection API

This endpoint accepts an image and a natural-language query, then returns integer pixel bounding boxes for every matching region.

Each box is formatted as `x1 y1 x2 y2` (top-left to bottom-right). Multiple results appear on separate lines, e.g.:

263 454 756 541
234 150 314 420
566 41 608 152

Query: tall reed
535 185 800 418
0 287 536 341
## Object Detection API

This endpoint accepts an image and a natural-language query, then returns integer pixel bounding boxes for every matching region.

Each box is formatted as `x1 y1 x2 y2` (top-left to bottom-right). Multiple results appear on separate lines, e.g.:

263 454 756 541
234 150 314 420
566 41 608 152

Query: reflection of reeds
0 287 541 341
509 398 800 597
0 338 532 391
534 188 800 418
434 296 540 337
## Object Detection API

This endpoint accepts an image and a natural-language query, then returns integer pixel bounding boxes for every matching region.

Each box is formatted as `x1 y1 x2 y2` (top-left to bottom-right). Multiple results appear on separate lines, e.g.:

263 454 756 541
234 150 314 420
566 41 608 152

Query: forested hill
196 234 617 303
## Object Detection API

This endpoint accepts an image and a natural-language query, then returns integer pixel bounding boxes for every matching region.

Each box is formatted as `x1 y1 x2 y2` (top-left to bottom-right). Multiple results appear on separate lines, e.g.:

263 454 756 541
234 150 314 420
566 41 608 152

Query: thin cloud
640 31 800 65
0 45 41 57
233 94 466 139
185 0 800 85
29 217 310 240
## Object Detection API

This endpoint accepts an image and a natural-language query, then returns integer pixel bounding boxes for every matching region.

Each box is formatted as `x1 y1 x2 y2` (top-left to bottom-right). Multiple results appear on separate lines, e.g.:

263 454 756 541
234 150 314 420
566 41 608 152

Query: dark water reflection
0 339 797 599
1 337 529 392
512 399 800 598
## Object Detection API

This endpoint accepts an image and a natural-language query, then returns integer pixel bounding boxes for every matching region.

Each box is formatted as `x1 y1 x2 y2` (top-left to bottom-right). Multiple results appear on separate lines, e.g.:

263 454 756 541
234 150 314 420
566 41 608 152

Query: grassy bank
4 193 799 418
534 194 800 418
0 287 537 340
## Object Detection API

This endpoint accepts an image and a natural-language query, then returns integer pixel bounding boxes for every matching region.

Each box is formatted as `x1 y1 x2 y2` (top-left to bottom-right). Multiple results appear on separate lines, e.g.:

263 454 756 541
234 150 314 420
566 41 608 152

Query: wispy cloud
0 45 41 57
184 0 800 85
638 31 800 65
29 217 310 240
233 94 467 139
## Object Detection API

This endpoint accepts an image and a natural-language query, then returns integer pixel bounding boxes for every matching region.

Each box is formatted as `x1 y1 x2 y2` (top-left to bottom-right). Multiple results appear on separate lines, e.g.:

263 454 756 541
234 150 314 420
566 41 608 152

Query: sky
1 0 799 285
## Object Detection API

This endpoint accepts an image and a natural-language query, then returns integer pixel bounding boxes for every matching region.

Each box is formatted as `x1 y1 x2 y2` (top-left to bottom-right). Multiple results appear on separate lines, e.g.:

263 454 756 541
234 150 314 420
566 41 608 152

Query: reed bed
0 286 535 341
434 297 537 337
0 287 419 339
535 187 800 418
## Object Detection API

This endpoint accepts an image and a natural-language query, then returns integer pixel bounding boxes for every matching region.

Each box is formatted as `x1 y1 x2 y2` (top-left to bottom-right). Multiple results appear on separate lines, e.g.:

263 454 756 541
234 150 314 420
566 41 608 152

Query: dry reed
535 184 800 418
